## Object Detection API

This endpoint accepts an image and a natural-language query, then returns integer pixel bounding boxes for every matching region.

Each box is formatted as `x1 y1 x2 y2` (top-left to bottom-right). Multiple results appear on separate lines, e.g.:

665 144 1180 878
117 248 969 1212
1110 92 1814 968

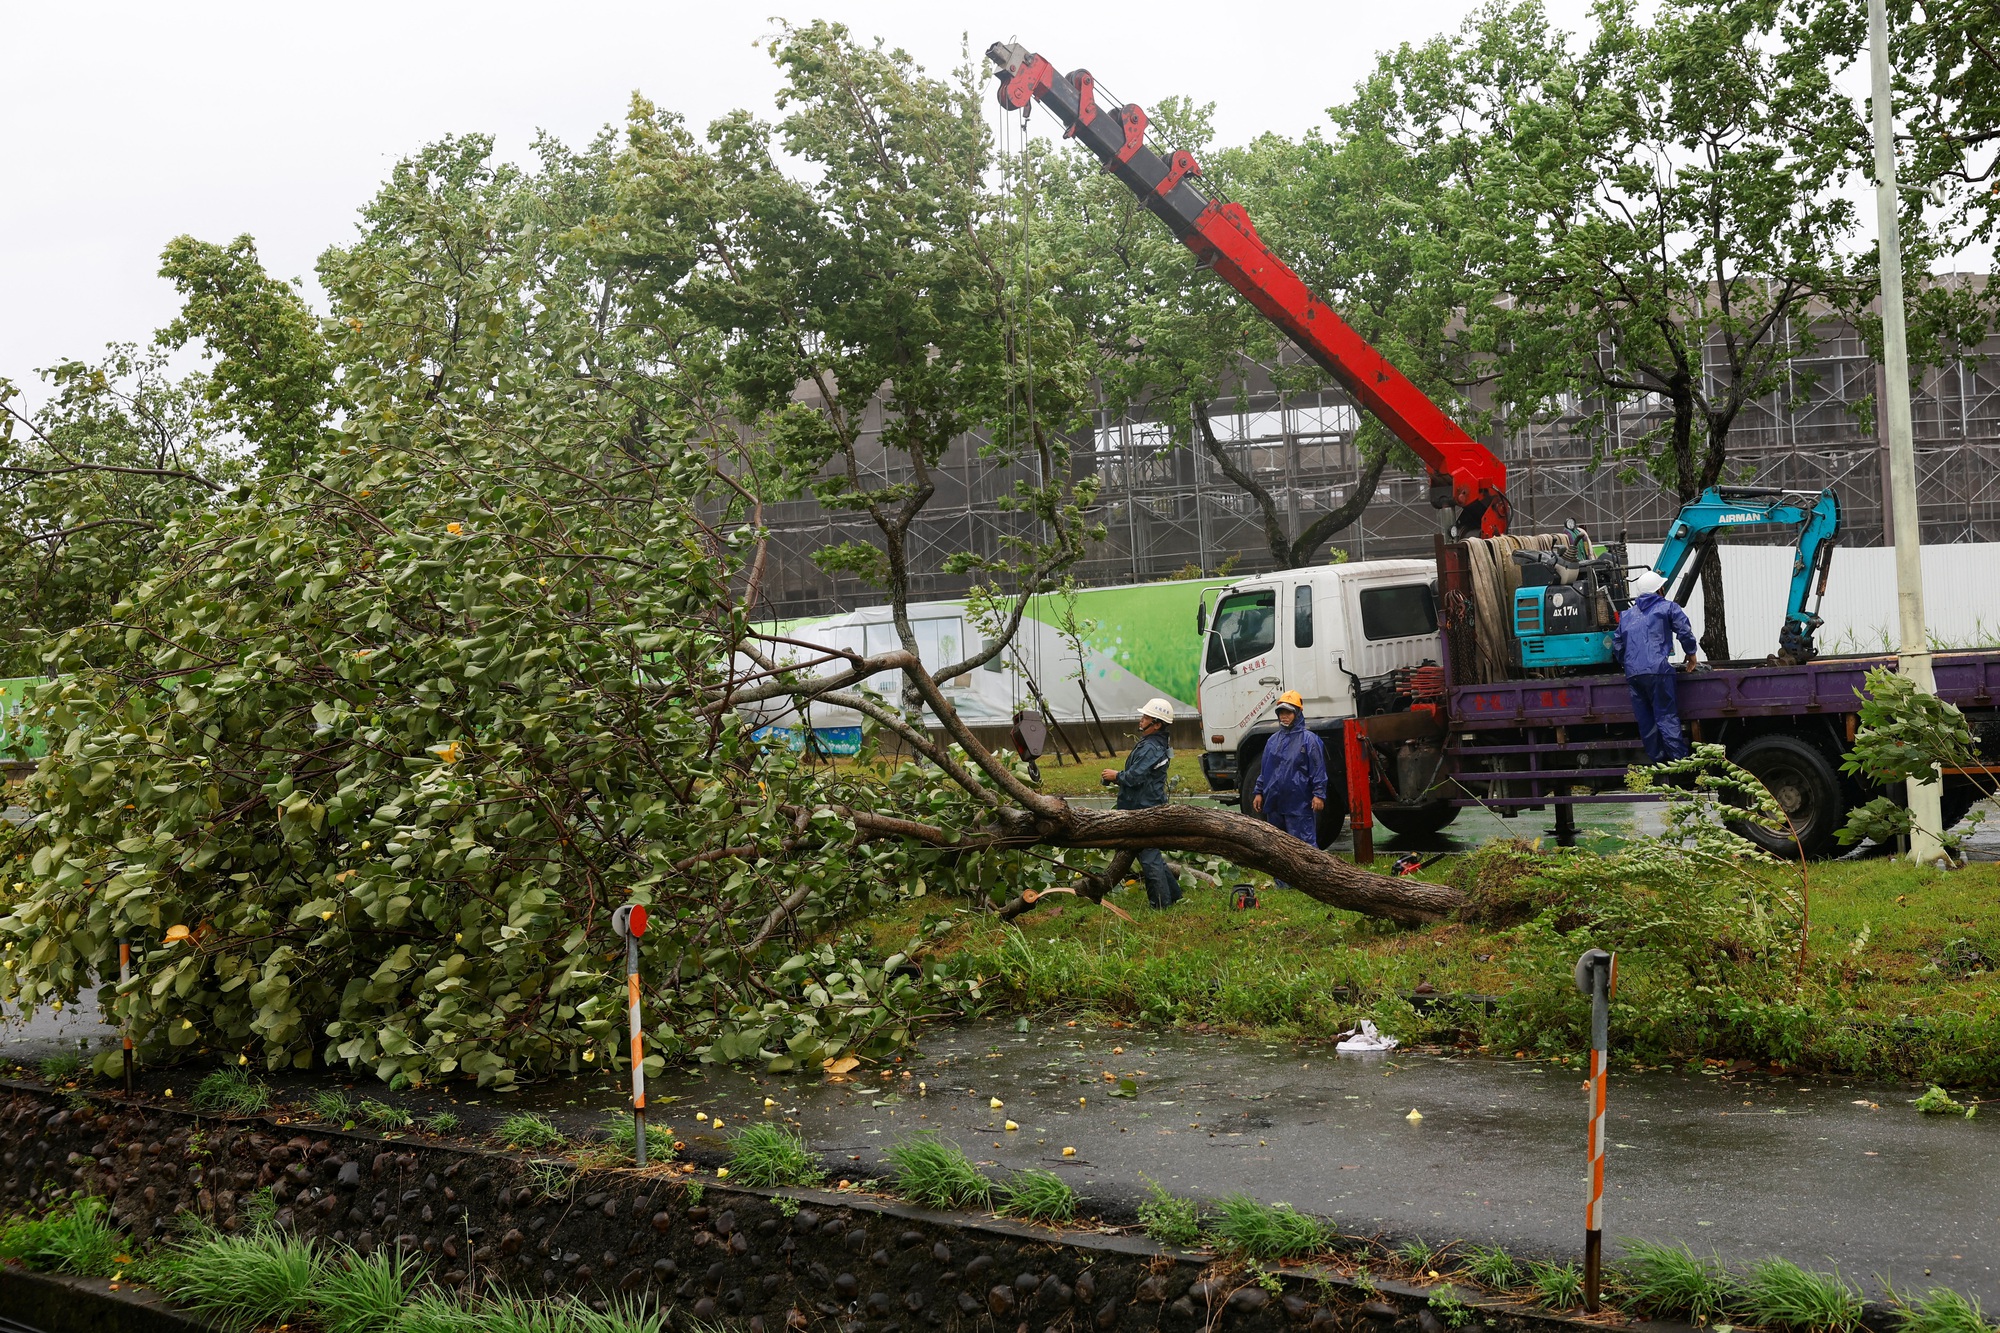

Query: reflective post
612 903 650 1166
119 938 133 1096
1573 948 1615 1311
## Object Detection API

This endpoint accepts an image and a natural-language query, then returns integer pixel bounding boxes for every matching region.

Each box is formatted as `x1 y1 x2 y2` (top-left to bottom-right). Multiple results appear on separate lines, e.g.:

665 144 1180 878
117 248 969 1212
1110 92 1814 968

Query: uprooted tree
0 24 1458 1091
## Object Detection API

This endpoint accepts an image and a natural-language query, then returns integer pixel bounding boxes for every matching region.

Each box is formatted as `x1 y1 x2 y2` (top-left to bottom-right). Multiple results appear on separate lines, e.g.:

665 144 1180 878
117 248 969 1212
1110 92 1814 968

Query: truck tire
1238 749 1262 819
1726 734 1847 859
1239 748 1349 848
1374 801 1462 837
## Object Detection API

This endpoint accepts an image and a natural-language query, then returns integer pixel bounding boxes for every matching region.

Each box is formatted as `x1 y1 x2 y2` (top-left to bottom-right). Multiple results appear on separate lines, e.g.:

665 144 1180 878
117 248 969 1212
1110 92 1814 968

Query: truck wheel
1237 749 1262 819
1726 735 1846 859
1374 802 1462 837
1316 796 1348 847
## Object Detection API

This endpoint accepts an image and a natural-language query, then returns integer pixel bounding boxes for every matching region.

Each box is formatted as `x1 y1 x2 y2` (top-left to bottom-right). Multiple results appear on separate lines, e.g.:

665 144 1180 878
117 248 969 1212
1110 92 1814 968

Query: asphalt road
7 1000 1994 1304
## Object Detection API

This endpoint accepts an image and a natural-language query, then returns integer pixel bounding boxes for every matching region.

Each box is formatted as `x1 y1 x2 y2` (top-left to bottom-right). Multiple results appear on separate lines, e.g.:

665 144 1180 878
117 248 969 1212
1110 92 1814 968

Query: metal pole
1574 948 1614 1312
119 938 133 1096
1869 0 1946 863
628 930 646 1168
1344 721 1374 866
612 903 650 1167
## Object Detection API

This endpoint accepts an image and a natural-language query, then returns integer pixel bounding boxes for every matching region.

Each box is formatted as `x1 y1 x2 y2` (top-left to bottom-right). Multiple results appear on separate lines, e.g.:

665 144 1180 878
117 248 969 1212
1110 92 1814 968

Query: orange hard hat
1276 690 1304 711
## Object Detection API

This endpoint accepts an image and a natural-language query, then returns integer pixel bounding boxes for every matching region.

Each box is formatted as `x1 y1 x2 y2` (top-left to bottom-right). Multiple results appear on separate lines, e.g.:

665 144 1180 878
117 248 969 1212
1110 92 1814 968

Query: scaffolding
747 320 2000 621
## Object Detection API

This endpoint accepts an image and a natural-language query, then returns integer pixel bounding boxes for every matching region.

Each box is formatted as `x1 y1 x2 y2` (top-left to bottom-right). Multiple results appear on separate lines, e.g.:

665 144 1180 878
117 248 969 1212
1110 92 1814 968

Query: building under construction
751 317 2000 622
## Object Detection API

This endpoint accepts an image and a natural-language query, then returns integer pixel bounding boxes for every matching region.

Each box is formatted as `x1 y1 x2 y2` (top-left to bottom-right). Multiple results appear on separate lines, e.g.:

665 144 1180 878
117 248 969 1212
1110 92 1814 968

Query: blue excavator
1512 486 1841 669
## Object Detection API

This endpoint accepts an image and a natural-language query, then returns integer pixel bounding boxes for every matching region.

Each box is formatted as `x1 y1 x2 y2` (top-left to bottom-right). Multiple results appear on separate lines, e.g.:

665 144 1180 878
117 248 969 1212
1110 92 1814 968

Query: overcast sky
5 0 1620 400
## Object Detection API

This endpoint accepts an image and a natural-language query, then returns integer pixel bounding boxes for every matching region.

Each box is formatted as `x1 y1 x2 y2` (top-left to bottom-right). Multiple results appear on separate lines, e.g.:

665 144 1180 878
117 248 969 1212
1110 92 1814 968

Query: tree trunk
1037 801 1464 924
1698 543 1730 661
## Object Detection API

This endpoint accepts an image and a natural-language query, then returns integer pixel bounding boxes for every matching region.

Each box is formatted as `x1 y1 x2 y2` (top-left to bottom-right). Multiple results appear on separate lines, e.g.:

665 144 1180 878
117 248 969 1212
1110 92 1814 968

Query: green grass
1527 1261 1585 1309
356 1099 413 1130
396 1291 668 1333
883 1133 991 1210
153 1227 323 1332
726 1122 823 1187
495 1112 566 1151
1136 1178 1202 1247
0 1197 125 1276
1742 1257 1865 1333
137 1225 672 1333
36 1052 83 1082
1208 1195 1325 1259
312 1247 418 1333
1462 1244 1518 1288
861 844 2000 1087
190 1066 271 1115
304 1089 356 1124
1896 1287 1996 1333
1397 1237 1443 1271
1615 1238 1738 1321
1427 1292 1473 1329
420 1110 462 1136
997 1168 1077 1223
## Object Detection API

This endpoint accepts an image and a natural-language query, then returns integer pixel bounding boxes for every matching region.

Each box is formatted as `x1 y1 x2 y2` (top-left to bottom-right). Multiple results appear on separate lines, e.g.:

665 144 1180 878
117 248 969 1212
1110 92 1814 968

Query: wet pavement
8 1001 1994 1305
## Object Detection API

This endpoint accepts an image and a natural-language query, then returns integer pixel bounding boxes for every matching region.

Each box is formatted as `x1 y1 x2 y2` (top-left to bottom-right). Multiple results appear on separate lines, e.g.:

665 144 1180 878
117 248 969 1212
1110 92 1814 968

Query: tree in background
0 347 247 675
158 234 346 471
1359 0 1868 659
605 22 1102 726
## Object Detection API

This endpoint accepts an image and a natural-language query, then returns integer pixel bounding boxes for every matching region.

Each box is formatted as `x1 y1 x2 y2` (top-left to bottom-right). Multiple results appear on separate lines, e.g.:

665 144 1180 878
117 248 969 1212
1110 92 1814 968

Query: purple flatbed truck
1196 544 1997 858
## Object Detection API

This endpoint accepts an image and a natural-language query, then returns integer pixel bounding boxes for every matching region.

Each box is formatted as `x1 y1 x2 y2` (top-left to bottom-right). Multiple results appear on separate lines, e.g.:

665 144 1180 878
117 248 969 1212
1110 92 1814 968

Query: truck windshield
1359 584 1437 640
1205 589 1276 673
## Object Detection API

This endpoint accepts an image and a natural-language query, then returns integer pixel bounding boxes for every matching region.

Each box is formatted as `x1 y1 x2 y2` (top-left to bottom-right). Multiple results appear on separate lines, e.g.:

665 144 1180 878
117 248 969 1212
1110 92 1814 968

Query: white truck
1195 560 1454 842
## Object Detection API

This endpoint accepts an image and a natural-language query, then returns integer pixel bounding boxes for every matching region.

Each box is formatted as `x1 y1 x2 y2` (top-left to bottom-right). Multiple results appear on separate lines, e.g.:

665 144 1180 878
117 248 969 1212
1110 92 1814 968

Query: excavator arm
1653 486 1840 662
987 41 1511 538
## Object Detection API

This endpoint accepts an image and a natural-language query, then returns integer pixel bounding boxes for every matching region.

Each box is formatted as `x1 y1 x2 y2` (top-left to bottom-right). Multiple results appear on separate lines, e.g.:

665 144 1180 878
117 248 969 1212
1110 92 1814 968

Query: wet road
7 999 1995 1304
681 1022 1996 1305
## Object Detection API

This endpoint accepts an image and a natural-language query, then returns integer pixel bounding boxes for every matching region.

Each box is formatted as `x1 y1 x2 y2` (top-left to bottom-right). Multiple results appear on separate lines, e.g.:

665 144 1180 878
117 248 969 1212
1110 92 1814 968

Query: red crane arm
987 42 1510 538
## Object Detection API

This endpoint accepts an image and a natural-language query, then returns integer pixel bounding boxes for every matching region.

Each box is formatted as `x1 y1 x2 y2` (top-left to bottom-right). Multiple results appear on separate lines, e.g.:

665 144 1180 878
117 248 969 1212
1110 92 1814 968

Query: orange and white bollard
119 938 133 1096
612 903 650 1166
1574 948 1616 1312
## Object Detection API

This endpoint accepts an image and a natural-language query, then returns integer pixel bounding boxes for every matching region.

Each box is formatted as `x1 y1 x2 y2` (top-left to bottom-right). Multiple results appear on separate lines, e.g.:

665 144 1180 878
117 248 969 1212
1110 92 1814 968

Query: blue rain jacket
1613 592 1698 676
1254 717 1328 841
1114 731 1173 810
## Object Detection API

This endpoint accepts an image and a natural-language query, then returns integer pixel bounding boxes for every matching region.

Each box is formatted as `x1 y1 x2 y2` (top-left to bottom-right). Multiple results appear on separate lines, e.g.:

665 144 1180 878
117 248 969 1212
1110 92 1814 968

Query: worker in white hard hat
1101 697 1181 907
1614 569 1699 762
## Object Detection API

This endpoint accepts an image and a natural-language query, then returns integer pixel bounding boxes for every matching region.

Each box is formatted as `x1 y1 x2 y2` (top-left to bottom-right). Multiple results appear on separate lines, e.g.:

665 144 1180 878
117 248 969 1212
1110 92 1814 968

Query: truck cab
1196 560 1442 808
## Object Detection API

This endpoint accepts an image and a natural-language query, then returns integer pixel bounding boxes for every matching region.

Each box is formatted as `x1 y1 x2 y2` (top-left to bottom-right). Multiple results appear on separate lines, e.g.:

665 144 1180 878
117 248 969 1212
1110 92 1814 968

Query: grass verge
0 1196 124 1276
494 1112 566 1151
727 1123 824 1187
865 842 2000 1086
1208 1195 1324 1259
190 1066 271 1115
997 1168 1077 1223
883 1133 991 1210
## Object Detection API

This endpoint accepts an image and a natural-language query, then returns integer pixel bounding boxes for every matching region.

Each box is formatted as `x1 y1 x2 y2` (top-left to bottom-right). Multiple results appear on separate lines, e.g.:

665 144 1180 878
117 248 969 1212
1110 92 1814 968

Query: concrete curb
0 1265 212 1333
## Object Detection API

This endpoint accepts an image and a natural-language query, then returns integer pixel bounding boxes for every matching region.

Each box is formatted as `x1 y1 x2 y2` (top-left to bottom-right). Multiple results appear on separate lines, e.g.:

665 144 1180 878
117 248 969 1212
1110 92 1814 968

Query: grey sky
4 0 1608 398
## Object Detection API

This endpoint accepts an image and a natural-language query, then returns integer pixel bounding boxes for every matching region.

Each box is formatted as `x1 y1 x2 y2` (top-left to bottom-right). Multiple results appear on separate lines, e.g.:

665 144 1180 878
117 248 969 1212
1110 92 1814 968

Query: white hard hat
1138 697 1175 724
1631 570 1666 598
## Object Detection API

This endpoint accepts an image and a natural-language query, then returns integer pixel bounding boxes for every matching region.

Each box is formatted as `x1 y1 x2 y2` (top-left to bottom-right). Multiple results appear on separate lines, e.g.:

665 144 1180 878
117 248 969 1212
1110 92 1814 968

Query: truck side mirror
1196 603 1207 636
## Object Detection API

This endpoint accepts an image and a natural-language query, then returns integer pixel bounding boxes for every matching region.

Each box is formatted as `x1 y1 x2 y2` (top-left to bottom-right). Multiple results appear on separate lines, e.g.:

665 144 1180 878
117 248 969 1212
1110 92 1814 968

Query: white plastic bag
1335 1018 1399 1053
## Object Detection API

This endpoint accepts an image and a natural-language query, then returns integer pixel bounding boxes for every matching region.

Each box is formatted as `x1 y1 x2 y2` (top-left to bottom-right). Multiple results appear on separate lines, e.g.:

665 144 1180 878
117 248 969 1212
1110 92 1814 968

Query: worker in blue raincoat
1101 697 1182 908
1614 570 1700 762
1252 691 1328 847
